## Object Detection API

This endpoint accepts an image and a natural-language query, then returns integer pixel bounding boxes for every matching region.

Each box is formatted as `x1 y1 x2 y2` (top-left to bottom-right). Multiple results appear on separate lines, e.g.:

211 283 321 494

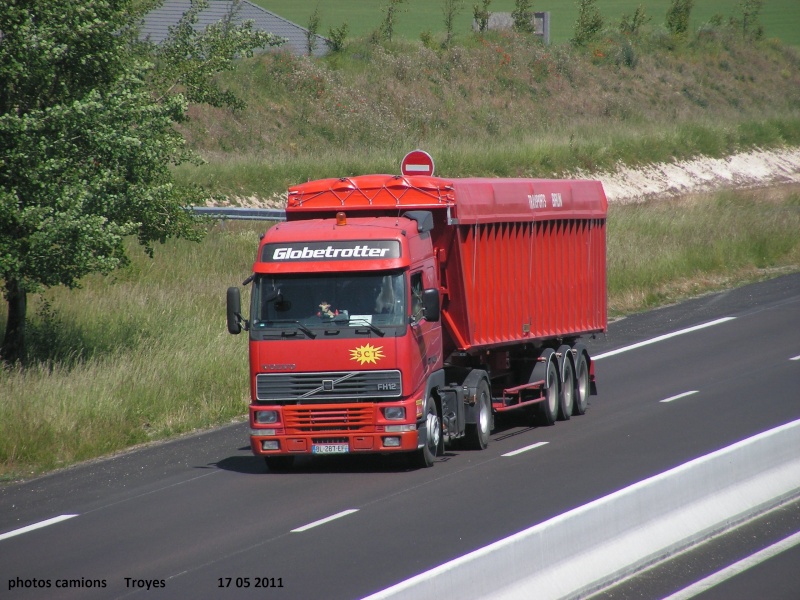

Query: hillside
174 22 800 200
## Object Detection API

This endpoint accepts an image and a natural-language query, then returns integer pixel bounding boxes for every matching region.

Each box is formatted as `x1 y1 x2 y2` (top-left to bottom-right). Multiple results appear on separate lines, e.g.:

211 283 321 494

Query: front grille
284 406 373 433
256 370 402 402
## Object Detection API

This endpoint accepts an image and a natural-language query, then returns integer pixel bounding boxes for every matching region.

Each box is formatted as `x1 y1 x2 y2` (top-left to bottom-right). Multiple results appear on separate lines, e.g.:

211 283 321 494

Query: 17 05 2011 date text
218 577 283 589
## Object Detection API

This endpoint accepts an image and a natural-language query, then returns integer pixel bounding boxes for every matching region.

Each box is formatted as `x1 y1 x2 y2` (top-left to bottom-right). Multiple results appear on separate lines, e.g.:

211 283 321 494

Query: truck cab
229 205 446 470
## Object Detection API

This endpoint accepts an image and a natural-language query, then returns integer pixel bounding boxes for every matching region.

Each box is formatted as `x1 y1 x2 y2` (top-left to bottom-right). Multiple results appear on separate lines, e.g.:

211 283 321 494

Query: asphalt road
2 273 799 600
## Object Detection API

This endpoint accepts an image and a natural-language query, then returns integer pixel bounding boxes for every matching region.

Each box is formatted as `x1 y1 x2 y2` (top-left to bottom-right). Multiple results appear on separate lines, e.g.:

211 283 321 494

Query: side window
410 272 424 322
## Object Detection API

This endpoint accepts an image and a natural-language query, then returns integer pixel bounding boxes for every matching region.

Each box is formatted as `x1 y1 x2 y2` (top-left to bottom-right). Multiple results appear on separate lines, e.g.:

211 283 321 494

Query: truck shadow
212 452 452 475
210 417 542 475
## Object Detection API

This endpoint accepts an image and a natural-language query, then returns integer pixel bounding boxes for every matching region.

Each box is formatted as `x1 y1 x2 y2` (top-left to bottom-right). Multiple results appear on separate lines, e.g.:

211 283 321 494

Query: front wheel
412 395 440 468
465 379 492 450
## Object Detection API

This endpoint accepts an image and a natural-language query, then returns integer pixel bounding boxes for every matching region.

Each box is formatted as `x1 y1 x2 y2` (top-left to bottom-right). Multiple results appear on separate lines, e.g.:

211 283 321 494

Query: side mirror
422 288 440 322
227 287 242 334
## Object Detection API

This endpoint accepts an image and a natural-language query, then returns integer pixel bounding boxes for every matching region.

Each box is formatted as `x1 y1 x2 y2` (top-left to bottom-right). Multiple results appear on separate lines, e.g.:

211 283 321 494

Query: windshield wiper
346 317 386 337
267 319 317 339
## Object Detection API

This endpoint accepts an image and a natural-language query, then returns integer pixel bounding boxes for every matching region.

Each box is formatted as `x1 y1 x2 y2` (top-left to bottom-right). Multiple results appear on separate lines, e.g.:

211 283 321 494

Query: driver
317 301 338 319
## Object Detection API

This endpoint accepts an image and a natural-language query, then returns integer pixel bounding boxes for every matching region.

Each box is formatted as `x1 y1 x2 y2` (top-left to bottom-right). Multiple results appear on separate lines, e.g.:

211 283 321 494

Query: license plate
312 443 349 455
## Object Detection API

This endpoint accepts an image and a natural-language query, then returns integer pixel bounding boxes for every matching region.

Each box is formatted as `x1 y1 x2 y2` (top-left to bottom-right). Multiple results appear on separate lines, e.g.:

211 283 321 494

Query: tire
265 455 295 472
538 358 560 426
573 350 590 416
413 395 440 468
557 346 575 421
465 379 492 450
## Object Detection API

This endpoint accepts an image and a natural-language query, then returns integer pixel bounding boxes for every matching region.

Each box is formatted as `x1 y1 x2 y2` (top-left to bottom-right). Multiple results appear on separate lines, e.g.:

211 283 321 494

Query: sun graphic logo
350 343 385 365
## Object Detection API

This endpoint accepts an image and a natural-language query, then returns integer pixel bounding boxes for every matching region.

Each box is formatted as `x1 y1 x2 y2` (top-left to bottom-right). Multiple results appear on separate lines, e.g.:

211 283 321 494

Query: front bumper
249 429 420 456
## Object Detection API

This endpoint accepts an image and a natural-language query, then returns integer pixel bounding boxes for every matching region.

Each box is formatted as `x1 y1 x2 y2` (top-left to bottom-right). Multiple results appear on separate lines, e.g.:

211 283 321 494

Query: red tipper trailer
227 155 607 470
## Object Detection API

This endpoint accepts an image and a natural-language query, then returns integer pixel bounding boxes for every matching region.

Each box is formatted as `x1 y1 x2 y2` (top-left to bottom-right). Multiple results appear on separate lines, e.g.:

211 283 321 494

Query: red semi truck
227 156 607 470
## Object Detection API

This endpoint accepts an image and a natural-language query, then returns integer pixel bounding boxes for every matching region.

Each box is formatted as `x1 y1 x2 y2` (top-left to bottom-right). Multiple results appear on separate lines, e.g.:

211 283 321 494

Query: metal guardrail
189 206 287 221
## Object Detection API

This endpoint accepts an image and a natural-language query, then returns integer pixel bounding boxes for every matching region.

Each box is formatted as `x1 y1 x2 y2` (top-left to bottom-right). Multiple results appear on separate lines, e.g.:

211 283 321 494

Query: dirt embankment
225 147 800 208
594 147 800 204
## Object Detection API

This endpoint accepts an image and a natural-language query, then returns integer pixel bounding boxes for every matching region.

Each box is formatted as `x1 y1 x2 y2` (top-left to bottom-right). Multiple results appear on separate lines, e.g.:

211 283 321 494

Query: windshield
251 272 406 330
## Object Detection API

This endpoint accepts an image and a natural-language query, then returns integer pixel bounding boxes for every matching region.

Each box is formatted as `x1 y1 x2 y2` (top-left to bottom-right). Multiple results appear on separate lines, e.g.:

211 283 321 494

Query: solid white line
291 509 359 533
502 442 549 457
660 391 699 404
662 529 800 600
790 354 800 361
594 317 736 360
0 514 79 542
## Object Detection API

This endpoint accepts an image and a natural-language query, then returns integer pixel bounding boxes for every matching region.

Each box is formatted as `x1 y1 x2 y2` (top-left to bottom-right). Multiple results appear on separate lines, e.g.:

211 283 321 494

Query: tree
512 0 534 34
306 6 320 55
0 0 283 364
731 0 764 40
620 5 650 37
443 0 464 47
473 0 492 34
379 0 407 42
572 0 604 47
666 0 693 38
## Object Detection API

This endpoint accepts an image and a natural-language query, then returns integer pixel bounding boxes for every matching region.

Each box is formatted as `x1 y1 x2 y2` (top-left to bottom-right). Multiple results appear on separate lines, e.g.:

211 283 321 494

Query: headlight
383 406 405 420
255 410 279 424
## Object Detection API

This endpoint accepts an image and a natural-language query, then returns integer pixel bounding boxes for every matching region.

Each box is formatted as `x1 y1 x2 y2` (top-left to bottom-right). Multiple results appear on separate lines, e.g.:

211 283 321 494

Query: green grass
257 0 800 48
2 186 800 480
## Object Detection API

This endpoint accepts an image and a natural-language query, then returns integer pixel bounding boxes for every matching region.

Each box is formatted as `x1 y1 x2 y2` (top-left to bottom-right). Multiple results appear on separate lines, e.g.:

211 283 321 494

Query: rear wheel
538 358 560 426
412 395 440 468
557 347 575 421
264 455 295 472
573 350 590 416
465 379 492 450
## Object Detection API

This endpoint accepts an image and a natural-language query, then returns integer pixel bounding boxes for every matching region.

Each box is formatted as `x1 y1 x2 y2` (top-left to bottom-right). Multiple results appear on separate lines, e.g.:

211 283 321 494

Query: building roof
140 0 328 57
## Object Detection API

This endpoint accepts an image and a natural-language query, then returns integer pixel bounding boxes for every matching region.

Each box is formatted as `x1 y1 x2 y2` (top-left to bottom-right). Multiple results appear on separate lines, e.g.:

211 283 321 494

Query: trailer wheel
265 455 295 472
557 345 575 421
465 379 492 450
413 395 440 468
573 350 590 416
538 358 560 426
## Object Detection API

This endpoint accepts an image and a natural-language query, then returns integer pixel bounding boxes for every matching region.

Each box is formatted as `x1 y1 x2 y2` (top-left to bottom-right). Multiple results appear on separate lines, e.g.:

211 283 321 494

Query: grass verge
2 185 799 481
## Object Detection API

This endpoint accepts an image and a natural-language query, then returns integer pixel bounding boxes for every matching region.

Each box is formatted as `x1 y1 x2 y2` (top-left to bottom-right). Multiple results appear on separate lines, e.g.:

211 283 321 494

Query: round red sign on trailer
401 150 435 177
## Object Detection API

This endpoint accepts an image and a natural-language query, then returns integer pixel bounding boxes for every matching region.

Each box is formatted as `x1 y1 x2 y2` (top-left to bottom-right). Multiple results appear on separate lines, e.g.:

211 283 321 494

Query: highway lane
1 273 798 599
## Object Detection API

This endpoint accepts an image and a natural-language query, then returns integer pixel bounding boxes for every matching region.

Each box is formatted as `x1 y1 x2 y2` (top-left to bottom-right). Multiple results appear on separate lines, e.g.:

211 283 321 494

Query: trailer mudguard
461 368 491 426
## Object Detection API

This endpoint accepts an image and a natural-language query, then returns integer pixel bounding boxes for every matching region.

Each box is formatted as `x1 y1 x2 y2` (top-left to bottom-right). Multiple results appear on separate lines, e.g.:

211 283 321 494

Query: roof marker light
336 211 347 226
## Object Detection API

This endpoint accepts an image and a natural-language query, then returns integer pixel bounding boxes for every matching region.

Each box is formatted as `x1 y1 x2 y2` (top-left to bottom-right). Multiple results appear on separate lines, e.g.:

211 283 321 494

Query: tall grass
2 187 800 479
174 27 800 198
607 186 800 315
0 223 261 478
